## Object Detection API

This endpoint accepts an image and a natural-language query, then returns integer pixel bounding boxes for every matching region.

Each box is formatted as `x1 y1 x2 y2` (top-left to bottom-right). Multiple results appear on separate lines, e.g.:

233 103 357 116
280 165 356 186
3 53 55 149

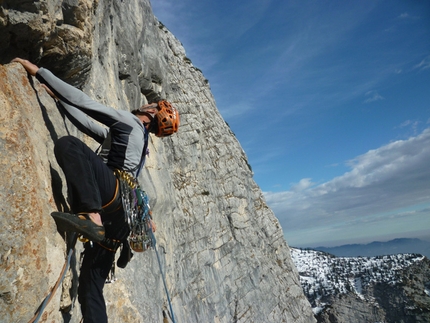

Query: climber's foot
51 212 105 242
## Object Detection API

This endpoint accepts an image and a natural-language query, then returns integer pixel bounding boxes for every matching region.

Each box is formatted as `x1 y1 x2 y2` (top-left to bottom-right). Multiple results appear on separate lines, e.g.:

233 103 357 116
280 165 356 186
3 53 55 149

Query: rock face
0 56 69 323
0 1 315 322
317 258 430 323
316 293 386 323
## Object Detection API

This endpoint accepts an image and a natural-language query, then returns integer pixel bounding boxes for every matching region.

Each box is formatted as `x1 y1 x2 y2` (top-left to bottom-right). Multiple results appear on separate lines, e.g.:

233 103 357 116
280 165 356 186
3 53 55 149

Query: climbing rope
28 233 78 323
28 220 175 322
148 227 177 323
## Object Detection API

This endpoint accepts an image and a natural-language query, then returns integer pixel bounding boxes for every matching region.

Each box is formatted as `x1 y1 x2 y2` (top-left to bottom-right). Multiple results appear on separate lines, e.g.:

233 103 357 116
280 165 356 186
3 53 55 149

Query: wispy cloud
398 120 421 135
398 12 420 20
218 101 253 119
264 128 430 246
414 55 430 71
364 90 384 103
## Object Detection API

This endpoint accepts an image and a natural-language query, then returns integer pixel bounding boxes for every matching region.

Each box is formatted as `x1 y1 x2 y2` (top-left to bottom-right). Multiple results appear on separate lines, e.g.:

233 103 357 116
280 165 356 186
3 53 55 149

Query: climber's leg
78 243 115 323
54 135 116 213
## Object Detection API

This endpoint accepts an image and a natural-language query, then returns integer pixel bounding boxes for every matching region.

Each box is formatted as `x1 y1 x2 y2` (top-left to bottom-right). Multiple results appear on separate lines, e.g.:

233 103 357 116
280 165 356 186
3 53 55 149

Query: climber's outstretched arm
12 57 136 131
12 58 108 142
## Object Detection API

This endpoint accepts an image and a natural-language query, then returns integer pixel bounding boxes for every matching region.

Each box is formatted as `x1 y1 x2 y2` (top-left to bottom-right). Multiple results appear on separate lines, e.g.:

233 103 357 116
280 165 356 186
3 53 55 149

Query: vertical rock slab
132 20 317 322
0 63 67 322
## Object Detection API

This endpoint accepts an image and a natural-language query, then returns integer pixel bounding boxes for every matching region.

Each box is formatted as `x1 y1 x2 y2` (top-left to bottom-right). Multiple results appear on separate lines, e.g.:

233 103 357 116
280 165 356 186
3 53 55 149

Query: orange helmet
153 100 180 137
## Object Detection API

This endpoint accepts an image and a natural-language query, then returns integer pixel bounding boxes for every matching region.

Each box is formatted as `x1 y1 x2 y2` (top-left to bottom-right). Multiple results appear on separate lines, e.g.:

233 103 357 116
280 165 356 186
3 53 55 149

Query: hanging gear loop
115 169 154 252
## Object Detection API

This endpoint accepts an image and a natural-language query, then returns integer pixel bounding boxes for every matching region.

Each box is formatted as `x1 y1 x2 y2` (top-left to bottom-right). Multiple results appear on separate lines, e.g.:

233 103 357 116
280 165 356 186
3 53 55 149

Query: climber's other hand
150 219 156 233
41 84 57 99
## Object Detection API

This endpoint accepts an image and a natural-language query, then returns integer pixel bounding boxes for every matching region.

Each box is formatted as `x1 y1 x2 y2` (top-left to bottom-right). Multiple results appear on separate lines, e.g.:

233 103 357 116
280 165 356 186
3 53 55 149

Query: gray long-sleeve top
36 68 148 177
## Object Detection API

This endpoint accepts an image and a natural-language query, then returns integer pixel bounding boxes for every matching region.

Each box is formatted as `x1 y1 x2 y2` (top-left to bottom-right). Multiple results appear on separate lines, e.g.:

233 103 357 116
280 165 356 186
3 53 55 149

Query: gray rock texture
316 293 386 323
0 1 315 322
313 256 430 323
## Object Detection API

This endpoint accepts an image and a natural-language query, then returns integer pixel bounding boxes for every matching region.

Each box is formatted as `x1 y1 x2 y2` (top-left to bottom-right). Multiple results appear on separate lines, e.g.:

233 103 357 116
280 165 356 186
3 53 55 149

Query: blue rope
136 189 176 322
149 229 177 323
32 234 77 323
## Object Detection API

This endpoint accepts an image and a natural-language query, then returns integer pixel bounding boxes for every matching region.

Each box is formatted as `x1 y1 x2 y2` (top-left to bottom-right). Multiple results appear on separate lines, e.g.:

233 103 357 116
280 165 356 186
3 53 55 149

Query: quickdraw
115 169 154 252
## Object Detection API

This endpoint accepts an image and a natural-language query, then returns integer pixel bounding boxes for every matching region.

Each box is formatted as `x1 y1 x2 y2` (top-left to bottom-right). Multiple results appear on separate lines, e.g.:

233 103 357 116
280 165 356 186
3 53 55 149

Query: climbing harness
28 233 78 323
101 177 122 214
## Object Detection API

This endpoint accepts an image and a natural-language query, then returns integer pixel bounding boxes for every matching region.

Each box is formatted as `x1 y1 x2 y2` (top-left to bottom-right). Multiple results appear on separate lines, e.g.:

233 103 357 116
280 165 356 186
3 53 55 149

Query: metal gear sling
115 169 154 252
114 169 176 323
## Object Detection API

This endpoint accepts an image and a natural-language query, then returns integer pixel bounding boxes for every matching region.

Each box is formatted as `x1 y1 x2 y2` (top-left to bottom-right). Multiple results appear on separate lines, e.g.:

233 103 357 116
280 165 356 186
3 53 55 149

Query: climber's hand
12 58 39 76
150 219 157 233
41 84 57 99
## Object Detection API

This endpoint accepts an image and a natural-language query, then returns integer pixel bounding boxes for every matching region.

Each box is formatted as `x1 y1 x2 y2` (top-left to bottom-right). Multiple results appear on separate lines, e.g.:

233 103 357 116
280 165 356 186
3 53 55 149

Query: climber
12 58 179 323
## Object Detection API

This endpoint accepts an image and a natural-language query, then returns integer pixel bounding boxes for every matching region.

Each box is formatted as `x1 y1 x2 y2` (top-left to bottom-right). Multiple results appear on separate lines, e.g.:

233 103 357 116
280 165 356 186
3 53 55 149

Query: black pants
78 243 115 323
54 136 116 213
54 136 125 323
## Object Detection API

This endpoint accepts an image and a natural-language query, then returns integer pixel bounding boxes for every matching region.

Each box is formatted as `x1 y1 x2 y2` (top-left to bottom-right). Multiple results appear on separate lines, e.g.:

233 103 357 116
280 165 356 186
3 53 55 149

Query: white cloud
364 90 384 103
399 120 417 128
291 178 315 192
398 12 420 20
414 55 430 71
398 120 420 134
264 128 430 246
218 101 253 119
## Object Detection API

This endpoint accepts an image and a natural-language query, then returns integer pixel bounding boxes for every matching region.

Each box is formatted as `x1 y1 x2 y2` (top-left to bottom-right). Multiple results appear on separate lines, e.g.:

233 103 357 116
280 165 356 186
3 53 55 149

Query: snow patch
290 247 424 312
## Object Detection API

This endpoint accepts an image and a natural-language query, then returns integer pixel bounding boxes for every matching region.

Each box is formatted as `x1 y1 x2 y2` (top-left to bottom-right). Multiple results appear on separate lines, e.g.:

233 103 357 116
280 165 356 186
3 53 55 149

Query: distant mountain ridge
291 247 430 323
313 238 430 258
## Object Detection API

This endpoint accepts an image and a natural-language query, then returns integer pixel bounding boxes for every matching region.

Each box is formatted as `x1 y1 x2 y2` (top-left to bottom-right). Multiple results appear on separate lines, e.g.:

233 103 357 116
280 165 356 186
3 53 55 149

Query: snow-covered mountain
290 247 430 323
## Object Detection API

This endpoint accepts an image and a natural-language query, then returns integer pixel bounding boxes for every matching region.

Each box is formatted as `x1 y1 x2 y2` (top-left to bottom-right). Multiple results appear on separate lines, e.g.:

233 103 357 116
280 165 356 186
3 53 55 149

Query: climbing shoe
51 212 105 243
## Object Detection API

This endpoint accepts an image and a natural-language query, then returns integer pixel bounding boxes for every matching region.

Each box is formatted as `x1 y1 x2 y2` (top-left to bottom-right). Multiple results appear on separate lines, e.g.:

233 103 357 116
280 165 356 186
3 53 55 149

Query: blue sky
151 0 430 248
